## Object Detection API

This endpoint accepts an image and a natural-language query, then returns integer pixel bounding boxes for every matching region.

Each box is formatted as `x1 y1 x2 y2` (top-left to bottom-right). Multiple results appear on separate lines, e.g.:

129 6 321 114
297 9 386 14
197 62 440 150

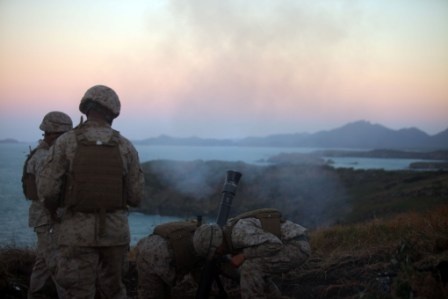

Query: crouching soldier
135 219 238 299
193 208 311 299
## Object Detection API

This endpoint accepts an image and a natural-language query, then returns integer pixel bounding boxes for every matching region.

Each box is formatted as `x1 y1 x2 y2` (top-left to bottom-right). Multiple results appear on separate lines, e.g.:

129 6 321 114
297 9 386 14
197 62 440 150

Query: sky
1 0 447 142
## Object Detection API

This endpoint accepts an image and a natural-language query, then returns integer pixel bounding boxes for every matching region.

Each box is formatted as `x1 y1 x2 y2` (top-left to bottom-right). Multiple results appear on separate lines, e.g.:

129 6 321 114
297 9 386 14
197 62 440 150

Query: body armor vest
224 208 283 254
154 221 202 274
64 128 125 213
22 148 39 201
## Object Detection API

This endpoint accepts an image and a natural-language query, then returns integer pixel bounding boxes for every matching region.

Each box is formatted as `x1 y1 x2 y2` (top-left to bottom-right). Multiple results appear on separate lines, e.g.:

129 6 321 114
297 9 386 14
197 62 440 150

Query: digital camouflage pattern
135 234 177 299
192 223 223 258
79 85 121 117
37 118 144 298
39 111 73 133
26 141 51 228
29 226 61 298
24 140 62 298
56 244 128 298
38 120 144 246
192 214 311 299
230 217 311 299
135 220 206 299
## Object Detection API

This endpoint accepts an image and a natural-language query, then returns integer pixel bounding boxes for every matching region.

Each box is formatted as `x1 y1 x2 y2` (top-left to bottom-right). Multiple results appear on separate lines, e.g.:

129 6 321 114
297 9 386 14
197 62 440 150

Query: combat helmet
39 111 73 133
193 223 223 258
79 85 121 118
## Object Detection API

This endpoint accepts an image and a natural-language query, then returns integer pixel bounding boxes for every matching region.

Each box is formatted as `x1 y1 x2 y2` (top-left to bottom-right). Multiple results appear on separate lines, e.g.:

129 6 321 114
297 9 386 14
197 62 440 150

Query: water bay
0 142 424 247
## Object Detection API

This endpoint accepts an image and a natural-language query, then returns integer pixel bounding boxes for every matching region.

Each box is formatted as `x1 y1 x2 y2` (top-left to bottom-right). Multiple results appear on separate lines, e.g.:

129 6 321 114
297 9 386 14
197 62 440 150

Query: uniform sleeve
123 142 145 207
37 137 69 209
26 151 39 175
231 218 282 259
34 150 49 176
281 220 308 240
26 142 49 176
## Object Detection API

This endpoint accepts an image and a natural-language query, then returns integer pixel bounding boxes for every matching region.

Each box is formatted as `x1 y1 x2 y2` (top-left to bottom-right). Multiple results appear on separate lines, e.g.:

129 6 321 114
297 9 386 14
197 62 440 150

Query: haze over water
0 142 433 247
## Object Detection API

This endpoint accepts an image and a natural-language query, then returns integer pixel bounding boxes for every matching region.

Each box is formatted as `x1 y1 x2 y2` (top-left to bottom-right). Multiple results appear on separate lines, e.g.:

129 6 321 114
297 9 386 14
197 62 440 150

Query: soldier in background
22 111 73 298
38 85 145 298
193 208 311 299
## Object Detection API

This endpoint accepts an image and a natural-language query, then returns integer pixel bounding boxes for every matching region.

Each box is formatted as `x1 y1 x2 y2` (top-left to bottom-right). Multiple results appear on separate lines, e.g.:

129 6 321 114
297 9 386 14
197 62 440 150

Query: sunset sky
1 0 447 142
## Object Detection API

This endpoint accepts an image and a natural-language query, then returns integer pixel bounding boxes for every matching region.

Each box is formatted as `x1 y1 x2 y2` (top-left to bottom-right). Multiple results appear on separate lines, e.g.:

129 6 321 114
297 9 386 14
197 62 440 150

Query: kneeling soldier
193 208 311 299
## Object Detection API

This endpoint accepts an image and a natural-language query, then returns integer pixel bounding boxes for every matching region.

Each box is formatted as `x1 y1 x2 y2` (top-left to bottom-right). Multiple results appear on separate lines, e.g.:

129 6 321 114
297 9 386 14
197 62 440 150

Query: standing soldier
22 111 73 298
38 85 145 298
193 208 311 299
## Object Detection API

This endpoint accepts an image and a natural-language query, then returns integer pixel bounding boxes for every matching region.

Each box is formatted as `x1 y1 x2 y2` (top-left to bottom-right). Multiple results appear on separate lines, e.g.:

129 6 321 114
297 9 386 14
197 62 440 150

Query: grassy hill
288 205 448 298
1 161 447 298
2 205 446 298
139 160 448 228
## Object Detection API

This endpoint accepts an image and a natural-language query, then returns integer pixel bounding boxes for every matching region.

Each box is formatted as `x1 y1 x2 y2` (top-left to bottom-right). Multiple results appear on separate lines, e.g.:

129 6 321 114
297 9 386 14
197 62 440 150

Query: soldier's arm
37 141 67 212
124 143 145 207
241 242 283 259
232 218 283 259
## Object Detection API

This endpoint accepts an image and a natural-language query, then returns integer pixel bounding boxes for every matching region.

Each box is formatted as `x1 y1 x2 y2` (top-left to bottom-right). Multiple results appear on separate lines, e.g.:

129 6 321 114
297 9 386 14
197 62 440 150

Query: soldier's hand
230 253 245 268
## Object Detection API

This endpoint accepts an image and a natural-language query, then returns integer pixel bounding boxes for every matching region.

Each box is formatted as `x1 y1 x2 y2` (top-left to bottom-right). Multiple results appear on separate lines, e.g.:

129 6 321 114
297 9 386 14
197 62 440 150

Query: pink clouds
0 0 447 141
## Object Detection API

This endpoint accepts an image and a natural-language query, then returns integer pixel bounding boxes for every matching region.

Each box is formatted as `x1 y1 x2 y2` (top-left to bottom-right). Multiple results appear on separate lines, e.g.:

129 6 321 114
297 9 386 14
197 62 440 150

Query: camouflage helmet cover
39 111 73 133
79 85 121 118
193 224 223 258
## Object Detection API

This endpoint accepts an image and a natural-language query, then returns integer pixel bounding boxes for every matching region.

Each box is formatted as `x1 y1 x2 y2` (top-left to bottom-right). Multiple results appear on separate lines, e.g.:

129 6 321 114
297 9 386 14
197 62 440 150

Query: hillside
2 205 447 298
138 160 448 228
284 205 448 298
134 120 448 149
1 161 448 298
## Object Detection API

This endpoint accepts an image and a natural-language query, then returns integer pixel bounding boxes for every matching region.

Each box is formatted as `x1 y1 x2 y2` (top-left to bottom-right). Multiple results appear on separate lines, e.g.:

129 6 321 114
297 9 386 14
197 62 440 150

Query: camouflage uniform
194 210 311 299
135 235 177 299
231 218 311 299
135 221 203 299
24 111 72 299
37 85 144 299
25 141 60 298
26 141 51 229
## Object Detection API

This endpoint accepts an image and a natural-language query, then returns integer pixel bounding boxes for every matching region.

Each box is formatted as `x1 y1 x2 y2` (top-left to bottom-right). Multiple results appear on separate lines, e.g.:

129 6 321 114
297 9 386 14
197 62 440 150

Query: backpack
154 221 202 273
21 147 39 201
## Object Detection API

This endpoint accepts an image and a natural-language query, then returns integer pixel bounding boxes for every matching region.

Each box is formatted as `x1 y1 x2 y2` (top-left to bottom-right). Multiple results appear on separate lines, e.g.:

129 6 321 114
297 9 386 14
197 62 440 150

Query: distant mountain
134 120 448 150
0 138 19 144
432 128 448 147
134 134 236 146
298 121 433 149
